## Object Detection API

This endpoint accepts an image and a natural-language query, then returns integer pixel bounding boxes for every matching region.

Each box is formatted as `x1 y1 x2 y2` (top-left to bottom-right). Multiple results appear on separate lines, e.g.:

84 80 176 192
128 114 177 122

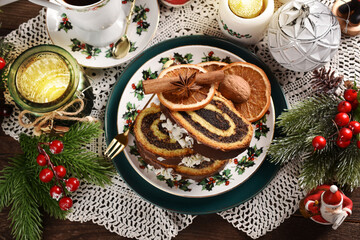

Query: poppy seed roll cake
134 104 194 167
162 93 253 159
133 104 229 181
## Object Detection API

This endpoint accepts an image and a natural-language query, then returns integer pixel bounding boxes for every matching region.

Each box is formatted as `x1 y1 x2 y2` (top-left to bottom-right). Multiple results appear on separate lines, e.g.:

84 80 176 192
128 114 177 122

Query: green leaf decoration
198 169 232 191
122 102 139 132
0 122 114 240
58 13 73 32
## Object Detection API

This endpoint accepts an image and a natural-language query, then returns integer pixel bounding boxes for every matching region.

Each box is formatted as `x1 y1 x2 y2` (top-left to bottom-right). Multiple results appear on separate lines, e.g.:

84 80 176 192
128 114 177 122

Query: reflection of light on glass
228 0 264 18
16 53 70 104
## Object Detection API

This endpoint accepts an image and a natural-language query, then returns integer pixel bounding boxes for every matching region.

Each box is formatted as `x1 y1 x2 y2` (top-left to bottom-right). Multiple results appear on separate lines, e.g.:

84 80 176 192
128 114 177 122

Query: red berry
334 112 350 127
336 138 351 148
344 89 358 102
349 121 360 134
351 99 359 109
312 136 326 150
337 101 352 113
357 140 360 149
66 177 80 192
59 197 73 211
339 128 353 141
49 140 64 154
225 180 230 186
54 165 66 178
50 185 63 200
0 57 6 70
39 168 54 183
36 154 48 166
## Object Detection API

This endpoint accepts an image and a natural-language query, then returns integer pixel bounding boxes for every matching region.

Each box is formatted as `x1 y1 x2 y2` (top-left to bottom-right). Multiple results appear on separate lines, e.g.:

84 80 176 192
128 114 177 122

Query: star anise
170 72 201 98
310 66 343 94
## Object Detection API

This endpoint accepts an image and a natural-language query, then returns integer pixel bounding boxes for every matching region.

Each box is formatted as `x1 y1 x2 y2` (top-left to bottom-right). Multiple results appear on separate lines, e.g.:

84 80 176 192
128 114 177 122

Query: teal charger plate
105 35 287 215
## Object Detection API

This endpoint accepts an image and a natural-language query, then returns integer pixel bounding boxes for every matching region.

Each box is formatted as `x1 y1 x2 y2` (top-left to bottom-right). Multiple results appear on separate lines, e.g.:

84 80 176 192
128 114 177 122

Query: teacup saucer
46 0 159 68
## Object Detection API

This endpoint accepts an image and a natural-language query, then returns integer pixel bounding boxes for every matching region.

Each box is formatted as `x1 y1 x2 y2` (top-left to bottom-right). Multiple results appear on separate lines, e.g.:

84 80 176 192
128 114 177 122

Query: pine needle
0 122 113 239
268 94 360 191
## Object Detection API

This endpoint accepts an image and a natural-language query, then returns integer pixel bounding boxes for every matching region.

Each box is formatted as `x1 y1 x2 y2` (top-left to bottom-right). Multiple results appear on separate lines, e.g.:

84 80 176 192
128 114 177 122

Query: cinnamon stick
143 70 225 94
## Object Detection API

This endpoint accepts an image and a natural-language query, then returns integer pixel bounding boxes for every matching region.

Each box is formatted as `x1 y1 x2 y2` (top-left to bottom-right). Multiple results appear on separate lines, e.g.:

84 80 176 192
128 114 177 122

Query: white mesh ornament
268 0 341 72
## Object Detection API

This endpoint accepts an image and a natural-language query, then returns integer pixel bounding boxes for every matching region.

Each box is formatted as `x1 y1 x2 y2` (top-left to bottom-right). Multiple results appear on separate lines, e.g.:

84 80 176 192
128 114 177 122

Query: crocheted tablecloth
2 0 359 239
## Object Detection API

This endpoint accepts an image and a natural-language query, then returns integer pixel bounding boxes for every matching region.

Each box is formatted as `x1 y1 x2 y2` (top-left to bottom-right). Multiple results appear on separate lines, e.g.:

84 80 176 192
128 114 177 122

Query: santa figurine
300 185 353 230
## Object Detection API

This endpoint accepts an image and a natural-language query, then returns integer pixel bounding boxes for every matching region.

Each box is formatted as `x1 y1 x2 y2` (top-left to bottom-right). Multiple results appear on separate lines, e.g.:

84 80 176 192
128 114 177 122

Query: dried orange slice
197 61 228 72
157 64 215 111
222 62 271 122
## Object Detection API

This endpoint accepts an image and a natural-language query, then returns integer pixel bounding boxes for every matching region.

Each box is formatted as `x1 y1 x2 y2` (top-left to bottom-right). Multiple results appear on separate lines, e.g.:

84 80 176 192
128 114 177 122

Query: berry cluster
37 140 80 211
312 89 360 150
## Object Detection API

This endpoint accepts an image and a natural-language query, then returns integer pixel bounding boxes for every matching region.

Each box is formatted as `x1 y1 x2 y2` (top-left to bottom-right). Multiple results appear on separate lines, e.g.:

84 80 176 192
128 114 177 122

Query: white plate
46 0 159 68
116 45 275 198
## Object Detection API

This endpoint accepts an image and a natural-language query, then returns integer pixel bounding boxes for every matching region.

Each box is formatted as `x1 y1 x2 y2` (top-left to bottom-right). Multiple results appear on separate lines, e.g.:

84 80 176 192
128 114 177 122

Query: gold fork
104 94 155 159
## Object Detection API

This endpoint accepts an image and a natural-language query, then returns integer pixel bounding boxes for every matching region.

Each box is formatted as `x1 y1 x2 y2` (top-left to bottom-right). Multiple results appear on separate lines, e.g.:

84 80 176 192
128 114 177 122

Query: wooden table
1 1 360 239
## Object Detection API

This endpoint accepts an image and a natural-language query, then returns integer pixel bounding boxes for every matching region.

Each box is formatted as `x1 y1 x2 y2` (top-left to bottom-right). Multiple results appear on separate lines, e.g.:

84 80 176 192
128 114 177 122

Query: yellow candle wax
228 0 264 18
16 53 70 104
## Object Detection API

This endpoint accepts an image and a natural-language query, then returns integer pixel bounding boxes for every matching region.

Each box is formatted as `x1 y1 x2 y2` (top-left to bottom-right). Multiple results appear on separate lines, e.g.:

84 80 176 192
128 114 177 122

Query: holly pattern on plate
234 145 263 175
132 68 159 100
129 41 138 52
220 20 252 39
201 51 232 63
70 38 101 59
156 175 192 192
198 169 232 191
122 102 140 132
58 13 73 32
254 110 270 140
159 53 193 67
132 4 151 35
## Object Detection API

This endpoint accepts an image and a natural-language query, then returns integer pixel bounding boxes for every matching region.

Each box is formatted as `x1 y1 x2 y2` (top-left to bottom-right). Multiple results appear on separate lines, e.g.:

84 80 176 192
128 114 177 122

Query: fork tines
104 139 125 159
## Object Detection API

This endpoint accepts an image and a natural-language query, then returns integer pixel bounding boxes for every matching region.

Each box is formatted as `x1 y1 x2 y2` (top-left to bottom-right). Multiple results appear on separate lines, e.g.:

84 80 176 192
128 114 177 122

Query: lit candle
218 0 274 45
8 45 84 114
16 53 70 104
228 0 264 18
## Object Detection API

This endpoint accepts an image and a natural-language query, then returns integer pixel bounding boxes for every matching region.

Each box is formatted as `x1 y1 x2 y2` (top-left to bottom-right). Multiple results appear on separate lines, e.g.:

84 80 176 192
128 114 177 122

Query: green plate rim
105 35 288 215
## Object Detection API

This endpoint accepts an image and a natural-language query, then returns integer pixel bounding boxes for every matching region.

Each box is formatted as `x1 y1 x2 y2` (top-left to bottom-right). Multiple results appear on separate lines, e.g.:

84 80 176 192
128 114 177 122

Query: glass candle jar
8 45 87 114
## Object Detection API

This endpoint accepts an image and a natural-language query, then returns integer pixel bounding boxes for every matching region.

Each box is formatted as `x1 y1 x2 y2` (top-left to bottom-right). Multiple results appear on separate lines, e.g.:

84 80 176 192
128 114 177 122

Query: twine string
18 98 91 133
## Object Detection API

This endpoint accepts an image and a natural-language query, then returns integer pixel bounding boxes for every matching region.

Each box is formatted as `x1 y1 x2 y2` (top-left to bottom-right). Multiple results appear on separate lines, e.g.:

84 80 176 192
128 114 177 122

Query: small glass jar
8 45 89 114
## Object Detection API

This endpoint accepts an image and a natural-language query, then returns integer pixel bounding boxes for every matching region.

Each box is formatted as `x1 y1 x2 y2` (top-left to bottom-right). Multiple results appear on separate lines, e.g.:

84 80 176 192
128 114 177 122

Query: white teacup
218 0 274 45
30 0 125 47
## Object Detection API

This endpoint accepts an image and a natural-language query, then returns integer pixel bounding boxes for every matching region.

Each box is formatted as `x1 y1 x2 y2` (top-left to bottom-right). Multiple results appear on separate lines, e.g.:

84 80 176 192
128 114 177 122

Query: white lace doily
2 0 360 239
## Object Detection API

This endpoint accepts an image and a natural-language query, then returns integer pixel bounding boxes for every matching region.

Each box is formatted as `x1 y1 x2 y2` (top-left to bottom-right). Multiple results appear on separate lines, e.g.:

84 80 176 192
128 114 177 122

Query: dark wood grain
1 1 360 239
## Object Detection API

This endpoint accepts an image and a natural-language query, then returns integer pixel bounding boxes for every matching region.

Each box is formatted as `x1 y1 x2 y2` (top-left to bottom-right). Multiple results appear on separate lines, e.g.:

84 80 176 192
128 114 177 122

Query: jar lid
278 0 334 40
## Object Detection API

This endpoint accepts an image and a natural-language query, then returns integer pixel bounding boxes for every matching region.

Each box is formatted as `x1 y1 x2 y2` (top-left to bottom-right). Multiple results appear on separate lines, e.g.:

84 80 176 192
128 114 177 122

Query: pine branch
269 94 360 191
52 151 113 186
268 95 339 164
276 95 339 136
62 121 103 148
267 135 311 164
0 121 113 240
299 149 338 190
6 155 43 240
335 145 360 191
